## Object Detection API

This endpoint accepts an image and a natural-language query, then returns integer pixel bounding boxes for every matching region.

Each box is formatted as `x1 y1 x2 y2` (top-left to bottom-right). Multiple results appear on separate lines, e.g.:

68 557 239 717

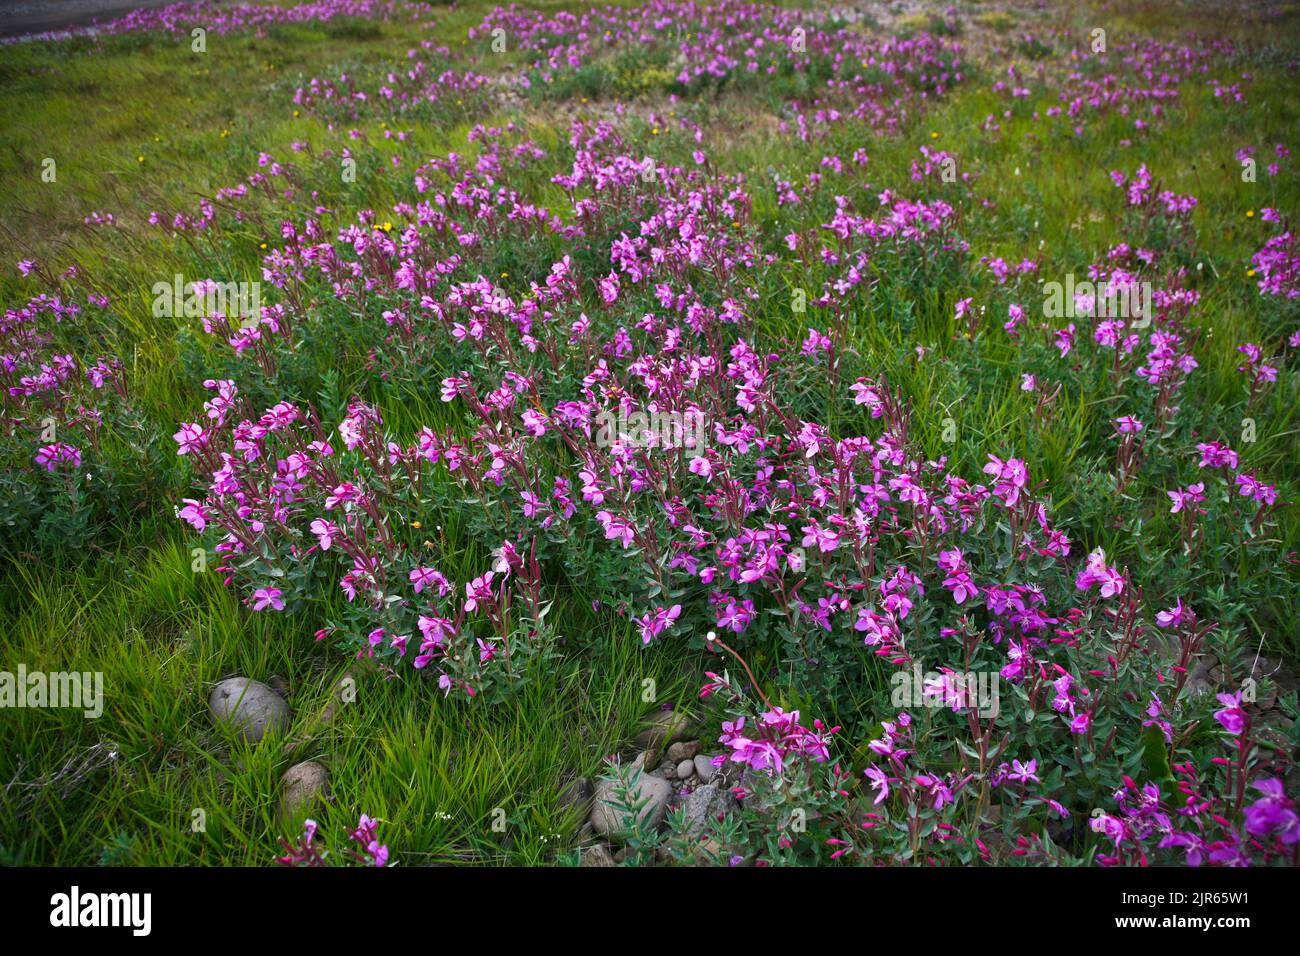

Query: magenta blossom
251 587 285 612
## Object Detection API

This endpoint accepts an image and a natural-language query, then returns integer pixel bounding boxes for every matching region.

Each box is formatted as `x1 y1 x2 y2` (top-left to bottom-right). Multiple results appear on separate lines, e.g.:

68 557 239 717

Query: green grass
0 533 694 864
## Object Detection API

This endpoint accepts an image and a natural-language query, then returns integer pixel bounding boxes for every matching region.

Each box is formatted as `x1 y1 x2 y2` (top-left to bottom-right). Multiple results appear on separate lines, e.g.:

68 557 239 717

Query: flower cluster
276 813 390 867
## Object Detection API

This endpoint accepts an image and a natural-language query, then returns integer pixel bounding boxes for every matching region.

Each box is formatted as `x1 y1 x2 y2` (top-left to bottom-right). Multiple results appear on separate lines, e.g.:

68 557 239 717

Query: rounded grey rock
280 760 328 821
590 772 672 842
694 754 717 783
208 677 290 743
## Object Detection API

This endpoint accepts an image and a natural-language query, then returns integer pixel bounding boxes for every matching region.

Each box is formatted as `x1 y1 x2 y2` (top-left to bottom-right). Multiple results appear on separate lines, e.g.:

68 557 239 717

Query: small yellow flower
930 131 939 139
293 110 300 118
137 155 144 163
1246 209 1255 218
500 272 509 278
260 243 267 249
411 520 422 529
1247 268 1257 277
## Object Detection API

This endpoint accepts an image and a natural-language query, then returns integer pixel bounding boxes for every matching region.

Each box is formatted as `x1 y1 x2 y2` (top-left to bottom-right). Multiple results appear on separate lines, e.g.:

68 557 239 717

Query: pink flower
410 566 450 595
983 454 1028 506
310 519 340 550
34 442 82 472
173 423 206 456
521 408 548 437
440 376 468 402
252 587 285 612
1155 599 1188 628
1196 441 1238 469
178 499 208 532
1006 759 1040 784
1214 691 1247 736
636 604 682 644
463 572 496 613
865 764 890 804
1235 473 1278 505
1167 483 1205 514
1075 548 1124 598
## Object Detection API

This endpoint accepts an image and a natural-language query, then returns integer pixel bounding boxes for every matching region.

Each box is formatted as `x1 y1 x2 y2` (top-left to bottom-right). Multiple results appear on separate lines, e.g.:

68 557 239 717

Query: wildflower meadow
0 0 1297 916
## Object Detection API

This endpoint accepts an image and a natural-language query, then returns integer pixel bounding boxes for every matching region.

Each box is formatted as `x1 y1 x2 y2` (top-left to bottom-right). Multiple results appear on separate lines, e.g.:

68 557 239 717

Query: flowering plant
276 814 391 867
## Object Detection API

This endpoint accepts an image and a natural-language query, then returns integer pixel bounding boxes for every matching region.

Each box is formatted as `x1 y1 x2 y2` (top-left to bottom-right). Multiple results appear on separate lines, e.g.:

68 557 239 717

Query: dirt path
0 0 185 39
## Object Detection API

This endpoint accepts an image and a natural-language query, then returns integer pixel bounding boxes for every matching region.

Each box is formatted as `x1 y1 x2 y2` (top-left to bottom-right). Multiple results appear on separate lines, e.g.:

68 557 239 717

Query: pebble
694 754 717 782
634 709 694 753
676 759 695 779
208 677 290 743
590 770 671 842
581 844 615 867
681 781 737 836
279 760 328 821
665 740 700 763
695 837 724 865
559 778 594 816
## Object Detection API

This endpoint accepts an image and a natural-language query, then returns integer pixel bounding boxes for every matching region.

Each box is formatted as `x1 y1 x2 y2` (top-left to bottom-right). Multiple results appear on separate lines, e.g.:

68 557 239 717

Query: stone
633 709 694 753
1244 654 1297 712
681 781 736 836
676 759 695 779
695 837 724 865
694 754 717 783
715 757 744 789
1182 657 1216 698
559 778 594 817
1256 713 1296 760
590 768 672 842
208 677 290 742
279 761 328 821
1181 653 1297 709
665 740 700 763
581 844 614 867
